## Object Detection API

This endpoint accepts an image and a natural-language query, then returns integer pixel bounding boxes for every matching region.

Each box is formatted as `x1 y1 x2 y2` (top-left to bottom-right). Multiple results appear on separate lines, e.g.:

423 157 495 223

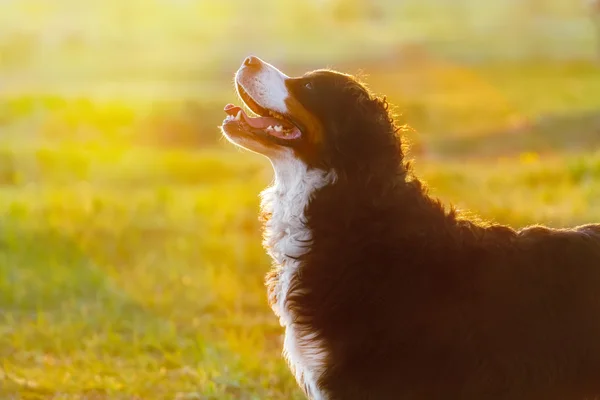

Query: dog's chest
263 184 310 327
260 160 334 400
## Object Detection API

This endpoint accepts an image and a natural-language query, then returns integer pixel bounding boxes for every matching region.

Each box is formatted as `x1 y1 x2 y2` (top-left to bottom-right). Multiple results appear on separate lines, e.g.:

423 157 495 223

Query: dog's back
316 222 600 399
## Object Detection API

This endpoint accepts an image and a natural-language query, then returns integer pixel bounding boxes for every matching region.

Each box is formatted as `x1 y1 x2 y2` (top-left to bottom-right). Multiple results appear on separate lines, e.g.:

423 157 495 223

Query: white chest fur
261 155 335 400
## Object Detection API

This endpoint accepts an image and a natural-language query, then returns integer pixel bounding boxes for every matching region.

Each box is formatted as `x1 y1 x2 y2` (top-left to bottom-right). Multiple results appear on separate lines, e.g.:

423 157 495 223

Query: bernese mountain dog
220 55 600 400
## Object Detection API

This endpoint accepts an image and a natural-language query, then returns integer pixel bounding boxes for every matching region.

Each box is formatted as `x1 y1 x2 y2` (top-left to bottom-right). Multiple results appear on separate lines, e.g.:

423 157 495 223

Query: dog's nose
243 55 261 68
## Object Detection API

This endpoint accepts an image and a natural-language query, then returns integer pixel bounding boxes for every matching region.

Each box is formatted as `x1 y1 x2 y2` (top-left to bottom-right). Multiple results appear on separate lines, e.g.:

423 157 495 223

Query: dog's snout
243 55 261 68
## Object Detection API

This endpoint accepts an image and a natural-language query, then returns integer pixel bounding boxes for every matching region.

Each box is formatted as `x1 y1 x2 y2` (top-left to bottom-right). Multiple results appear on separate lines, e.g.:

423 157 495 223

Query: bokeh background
1 1 600 398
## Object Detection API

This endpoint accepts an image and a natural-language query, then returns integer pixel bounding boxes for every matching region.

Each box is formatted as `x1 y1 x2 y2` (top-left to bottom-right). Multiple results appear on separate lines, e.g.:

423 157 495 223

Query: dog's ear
344 80 372 111
324 81 403 181
345 83 397 138
343 80 392 128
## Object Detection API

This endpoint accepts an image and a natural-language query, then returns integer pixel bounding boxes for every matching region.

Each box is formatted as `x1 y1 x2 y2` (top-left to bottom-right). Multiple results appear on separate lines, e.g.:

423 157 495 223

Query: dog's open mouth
222 84 301 141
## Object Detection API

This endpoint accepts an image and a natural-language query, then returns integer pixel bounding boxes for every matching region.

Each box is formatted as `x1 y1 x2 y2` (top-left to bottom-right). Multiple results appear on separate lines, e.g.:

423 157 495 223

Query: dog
220 55 600 400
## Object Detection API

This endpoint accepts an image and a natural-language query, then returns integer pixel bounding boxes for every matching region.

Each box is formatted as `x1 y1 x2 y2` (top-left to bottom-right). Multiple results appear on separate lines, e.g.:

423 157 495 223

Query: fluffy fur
262 153 336 399
221 56 600 400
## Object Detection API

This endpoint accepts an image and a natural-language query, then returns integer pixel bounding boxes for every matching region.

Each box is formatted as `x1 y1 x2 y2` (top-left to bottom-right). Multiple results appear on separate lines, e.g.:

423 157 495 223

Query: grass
0 151 298 399
1 146 600 399
2 61 600 157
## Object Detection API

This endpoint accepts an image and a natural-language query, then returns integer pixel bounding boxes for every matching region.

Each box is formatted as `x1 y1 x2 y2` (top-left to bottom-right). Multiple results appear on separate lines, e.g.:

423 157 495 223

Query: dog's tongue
224 104 281 129
224 104 300 139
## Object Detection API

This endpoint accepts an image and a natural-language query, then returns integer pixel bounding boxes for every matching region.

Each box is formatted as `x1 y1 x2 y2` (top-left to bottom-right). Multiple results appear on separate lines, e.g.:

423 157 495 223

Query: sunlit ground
1 0 600 398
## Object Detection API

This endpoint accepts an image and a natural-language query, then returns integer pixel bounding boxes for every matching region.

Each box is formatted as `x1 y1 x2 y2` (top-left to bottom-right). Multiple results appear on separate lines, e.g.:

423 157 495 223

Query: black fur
274 70 600 399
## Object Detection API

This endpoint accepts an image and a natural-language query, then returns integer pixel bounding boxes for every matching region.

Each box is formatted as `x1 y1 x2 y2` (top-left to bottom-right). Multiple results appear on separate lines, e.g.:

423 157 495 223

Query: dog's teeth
266 125 274 131
274 125 283 132
235 111 242 121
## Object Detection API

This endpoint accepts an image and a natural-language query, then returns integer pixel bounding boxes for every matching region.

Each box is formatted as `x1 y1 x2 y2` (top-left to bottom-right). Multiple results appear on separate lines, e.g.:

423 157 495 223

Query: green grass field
2 0 600 398
2 145 600 399
1 69 600 399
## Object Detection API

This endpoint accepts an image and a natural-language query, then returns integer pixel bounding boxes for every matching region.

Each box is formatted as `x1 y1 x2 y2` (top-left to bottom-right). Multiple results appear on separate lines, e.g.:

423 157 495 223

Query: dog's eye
304 82 313 90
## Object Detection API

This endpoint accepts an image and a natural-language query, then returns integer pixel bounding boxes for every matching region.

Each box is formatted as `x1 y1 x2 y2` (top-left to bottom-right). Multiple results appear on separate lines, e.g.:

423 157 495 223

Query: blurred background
1 1 600 398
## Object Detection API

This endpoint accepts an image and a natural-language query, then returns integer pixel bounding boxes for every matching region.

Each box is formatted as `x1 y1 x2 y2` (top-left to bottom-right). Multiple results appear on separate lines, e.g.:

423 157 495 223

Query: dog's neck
260 155 335 268
260 154 335 320
259 154 334 400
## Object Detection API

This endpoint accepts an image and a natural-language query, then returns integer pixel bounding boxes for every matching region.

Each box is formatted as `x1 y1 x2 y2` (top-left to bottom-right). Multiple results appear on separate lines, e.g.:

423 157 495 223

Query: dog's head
221 56 402 177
